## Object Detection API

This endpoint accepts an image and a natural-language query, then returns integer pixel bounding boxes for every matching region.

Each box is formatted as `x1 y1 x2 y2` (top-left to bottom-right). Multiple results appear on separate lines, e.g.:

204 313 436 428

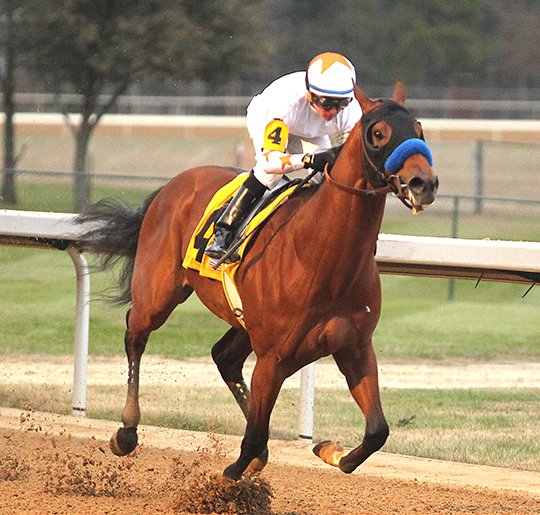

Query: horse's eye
373 130 384 140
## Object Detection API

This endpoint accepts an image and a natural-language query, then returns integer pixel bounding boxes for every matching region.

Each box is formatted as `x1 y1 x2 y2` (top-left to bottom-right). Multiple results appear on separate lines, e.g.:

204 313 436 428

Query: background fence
9 93 540 119
1 114 539 245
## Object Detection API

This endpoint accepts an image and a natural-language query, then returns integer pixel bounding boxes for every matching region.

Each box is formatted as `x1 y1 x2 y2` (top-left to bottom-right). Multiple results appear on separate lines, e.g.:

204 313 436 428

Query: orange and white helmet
306 52 356 98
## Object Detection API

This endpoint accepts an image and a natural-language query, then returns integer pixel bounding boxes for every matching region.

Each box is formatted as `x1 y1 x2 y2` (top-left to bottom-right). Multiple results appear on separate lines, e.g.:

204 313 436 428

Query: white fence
3 113 540 143
9 93 540 118
1 209 539 438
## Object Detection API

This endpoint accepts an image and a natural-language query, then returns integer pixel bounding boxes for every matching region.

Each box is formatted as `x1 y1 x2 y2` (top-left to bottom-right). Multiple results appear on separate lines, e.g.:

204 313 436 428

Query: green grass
381 208 540 241
0 178 156 213
0 246 228 358
318 387 540 471
378 276 540 361
1 246 538 361
1 383 538 471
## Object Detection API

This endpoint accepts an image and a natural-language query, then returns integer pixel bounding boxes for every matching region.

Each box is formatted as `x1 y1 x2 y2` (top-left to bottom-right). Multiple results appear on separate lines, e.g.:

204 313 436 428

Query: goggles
311 94 352 111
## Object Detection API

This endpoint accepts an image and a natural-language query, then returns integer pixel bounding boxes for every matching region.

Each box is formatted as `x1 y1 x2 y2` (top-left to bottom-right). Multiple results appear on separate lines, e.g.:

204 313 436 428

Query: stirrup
204 231 231 259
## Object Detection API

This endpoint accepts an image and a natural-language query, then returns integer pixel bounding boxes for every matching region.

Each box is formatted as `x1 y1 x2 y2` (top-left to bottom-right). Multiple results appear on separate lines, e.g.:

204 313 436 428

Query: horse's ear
393 81 407 105
354 85 377 113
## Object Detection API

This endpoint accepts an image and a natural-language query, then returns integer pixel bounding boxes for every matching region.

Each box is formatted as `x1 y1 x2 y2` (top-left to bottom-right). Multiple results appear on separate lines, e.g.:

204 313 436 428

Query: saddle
183 173 307 281
182 172 310 327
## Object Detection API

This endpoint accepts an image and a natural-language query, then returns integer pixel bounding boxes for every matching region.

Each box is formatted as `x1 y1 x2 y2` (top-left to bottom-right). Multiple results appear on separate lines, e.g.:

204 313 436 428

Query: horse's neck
313 124 386 247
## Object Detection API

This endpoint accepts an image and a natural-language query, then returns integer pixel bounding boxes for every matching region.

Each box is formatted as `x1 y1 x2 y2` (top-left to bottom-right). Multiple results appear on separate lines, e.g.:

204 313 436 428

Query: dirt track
2 356 540 390
0 407 539 515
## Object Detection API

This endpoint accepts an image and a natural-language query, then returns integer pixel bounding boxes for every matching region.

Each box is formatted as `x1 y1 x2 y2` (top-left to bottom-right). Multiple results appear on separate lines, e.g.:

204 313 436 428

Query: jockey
205 51 362 260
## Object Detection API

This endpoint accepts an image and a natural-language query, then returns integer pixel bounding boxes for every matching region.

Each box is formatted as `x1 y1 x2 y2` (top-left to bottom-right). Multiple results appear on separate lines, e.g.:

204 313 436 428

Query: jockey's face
313 103 340 120
308 92 351 121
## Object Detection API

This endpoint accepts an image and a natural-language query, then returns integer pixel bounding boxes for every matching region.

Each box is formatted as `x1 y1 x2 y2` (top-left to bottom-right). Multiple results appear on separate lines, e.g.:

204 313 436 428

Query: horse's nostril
408 177 425 193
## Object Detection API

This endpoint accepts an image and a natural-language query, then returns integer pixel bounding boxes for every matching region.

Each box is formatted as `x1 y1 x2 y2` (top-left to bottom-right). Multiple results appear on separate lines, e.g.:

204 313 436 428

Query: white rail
1 209 539 433
0 210 89 416
4 113 540 142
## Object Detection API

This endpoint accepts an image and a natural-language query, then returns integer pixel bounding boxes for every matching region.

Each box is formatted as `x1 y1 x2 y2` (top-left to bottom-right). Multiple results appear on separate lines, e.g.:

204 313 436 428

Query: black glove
302 146 342 172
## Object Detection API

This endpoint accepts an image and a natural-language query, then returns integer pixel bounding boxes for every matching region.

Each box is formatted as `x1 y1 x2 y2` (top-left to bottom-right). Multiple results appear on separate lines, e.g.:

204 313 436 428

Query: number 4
262 119 289 152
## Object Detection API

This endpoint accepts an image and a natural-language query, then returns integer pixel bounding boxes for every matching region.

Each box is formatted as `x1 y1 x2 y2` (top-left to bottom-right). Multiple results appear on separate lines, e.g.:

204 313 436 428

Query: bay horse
77 82 438 480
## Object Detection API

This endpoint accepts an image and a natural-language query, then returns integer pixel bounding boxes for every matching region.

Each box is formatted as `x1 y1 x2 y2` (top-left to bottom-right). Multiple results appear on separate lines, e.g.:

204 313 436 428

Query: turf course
0 245 538 361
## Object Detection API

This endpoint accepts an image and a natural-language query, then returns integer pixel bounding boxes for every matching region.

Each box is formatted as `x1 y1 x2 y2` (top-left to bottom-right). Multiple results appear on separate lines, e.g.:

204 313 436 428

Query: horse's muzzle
407 174 439 207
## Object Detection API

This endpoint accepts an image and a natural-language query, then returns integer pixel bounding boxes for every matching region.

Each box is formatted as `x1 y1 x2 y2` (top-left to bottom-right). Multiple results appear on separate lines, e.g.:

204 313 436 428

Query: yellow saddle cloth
182 173 307 326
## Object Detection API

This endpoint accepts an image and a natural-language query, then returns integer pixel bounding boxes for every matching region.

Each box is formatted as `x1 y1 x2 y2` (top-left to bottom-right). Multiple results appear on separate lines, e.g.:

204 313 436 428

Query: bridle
324 100 433 213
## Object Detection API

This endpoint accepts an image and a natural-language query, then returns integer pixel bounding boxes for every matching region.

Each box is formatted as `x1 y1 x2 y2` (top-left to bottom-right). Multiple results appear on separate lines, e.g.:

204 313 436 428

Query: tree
0 0 30 204
23 0 267 211
488 1 540 88
381 0 496 87
261 0 500 90
257 0 397 86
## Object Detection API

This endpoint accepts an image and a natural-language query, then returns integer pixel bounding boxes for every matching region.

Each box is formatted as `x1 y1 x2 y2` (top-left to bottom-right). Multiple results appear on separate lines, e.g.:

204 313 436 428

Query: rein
323 167 392 197
324 164 417 211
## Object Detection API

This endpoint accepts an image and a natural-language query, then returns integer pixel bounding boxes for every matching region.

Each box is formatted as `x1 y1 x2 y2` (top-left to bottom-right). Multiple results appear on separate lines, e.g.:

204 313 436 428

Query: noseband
325 100 433 212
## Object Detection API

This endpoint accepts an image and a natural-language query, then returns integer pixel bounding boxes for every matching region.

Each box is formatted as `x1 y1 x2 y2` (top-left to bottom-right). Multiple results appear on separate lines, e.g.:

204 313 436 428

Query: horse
76 82 438 480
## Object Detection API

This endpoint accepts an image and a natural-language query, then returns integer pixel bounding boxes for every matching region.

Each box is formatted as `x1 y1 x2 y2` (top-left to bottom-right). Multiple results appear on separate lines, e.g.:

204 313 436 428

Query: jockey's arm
254 148 306 175
251 118 304 175
254 119 340 175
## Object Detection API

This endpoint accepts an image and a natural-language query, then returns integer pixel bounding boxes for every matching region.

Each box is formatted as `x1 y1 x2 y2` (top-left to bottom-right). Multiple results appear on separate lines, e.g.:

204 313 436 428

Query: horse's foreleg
223 356 285 480
211 328 269 474
314 342 389 473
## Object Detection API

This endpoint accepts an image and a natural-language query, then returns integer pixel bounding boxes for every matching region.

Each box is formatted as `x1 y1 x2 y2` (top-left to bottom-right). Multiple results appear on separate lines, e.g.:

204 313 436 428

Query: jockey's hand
302 146 342 172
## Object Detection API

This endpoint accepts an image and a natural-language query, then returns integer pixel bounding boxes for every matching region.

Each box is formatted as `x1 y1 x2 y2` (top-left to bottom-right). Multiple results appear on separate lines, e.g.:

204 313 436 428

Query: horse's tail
75 188 161 305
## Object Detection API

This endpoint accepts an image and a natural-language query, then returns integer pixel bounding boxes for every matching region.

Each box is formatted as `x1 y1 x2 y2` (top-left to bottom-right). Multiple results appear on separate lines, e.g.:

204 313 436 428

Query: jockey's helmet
306 52 356 99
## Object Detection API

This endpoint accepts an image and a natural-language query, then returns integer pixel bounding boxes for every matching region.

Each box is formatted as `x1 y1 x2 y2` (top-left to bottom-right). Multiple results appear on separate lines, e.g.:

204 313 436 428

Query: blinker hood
361 100 423 180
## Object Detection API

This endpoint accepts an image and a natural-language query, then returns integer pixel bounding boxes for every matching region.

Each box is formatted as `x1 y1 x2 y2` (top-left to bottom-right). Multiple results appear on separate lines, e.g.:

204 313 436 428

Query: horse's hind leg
211 328 269 474
314 341 389 473
110 283 194 456
211 328 252 417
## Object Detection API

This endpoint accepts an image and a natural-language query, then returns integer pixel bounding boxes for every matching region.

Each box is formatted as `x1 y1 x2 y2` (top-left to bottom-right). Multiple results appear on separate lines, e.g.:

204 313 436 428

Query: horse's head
354 82 439 213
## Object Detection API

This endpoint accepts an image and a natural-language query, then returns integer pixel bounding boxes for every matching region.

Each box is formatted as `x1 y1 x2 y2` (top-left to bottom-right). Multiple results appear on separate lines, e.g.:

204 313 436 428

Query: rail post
66 246 90 417
448 196 460 301
473 140 484 214
298 363 315 442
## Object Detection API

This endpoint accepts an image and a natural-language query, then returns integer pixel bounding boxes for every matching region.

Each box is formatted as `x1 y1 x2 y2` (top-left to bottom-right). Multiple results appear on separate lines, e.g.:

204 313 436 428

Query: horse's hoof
223 463 242 481
312 440 332 458
338 455 357 474
312 440 346 468
245 448 269 475
109 427 138 456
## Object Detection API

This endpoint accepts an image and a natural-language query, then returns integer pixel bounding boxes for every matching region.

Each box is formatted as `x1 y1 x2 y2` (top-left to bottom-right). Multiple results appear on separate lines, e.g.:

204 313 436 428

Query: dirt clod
171 467 273 514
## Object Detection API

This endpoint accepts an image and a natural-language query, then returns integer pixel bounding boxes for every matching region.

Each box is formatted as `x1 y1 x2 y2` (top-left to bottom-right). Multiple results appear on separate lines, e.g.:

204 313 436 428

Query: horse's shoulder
242 183 318 249
272 182 318 217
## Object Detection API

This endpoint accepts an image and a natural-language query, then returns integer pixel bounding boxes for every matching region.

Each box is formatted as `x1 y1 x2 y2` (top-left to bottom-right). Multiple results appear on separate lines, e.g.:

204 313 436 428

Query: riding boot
205 172 267 260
